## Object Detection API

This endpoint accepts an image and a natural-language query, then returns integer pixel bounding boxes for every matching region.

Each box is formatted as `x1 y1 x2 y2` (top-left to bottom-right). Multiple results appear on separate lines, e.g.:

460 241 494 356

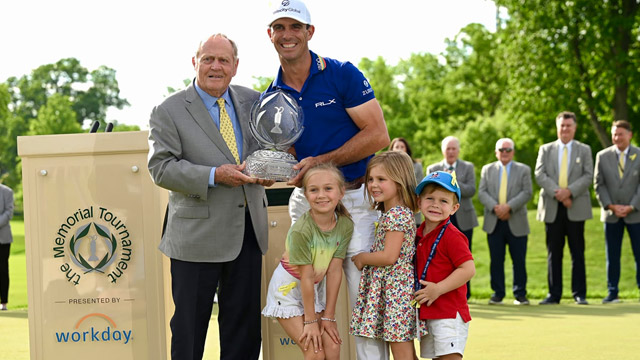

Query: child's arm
298 264 322 354
414 259 475 306
321 257 344 345
351 230 404 270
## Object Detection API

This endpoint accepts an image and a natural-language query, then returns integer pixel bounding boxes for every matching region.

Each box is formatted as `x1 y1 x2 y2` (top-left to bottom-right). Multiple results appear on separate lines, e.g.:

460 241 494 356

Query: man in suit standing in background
427 135 478 298
478 138 532 305
148 34 272 360
535 111 593 305
594 120 640 304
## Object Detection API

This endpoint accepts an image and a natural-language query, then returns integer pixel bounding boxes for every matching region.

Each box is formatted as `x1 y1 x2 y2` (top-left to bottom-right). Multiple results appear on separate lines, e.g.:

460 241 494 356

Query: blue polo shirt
265 51 376 182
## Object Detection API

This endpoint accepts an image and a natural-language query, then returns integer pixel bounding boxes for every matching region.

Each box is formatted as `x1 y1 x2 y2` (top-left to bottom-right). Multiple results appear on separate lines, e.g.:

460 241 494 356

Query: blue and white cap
415 171 461 201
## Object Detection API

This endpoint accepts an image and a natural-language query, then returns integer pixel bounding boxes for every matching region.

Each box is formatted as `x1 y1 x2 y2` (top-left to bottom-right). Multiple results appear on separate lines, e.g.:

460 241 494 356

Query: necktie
559 146 568 188
499 166 507 204
448 166 454 172
217 98 240 165
618 152 625 179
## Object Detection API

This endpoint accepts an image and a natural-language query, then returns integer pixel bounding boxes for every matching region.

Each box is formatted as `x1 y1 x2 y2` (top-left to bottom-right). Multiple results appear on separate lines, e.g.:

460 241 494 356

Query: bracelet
321 317 336 322
303 319 318 325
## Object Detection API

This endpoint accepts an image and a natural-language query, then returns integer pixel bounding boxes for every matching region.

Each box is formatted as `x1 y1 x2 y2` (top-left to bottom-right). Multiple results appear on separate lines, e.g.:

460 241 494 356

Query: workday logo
55 313 133 345
52 206 134 286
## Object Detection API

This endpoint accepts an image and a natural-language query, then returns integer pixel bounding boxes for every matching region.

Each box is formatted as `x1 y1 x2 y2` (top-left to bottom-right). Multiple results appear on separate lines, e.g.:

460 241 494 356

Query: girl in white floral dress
350 151 419 359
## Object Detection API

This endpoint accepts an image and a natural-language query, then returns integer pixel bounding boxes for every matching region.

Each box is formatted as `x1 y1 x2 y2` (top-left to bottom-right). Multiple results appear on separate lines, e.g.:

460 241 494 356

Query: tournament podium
18 131 356 359
19 131 170 360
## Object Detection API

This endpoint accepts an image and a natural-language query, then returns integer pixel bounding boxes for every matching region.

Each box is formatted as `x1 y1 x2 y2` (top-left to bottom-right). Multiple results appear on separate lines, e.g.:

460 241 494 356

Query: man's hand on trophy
287 156 322 188
215 163 256 187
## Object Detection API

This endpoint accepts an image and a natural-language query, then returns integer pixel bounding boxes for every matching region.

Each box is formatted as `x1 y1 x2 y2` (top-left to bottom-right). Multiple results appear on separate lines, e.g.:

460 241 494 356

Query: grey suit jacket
478 161 532 237
535 140 593 223
594 145 640 224
148 83 268 262
0 184 13 245
427 159 478 230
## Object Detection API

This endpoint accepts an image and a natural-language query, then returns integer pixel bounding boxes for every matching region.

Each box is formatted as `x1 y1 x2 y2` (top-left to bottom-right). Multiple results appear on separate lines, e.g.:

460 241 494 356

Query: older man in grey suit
479 138 532 305
148 34 272 360
428 135 478 298
535 111 593 305
594 120 640 304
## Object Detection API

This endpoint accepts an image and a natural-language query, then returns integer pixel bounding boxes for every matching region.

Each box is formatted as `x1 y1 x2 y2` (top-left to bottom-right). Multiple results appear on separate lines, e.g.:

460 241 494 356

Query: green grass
469 208 639 303
2 210 639 359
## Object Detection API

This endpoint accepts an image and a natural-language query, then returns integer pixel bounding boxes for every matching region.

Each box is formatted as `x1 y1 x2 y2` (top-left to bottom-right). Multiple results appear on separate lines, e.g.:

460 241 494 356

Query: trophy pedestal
245 150 299 182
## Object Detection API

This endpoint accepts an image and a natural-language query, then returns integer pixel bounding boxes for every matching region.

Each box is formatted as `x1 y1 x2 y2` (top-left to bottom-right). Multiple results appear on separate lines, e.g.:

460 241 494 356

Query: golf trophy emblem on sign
244 90 305 181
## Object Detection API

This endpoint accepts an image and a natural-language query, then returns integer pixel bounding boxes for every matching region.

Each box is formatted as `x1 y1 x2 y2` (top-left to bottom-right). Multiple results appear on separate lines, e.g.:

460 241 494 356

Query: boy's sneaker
488 296 503 305
602 294 620 304
0 304 6 311
513 296 530 305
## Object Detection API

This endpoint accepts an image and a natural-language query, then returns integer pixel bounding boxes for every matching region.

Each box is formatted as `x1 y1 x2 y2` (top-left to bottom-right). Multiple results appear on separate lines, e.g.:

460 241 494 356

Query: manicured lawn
2 209 638 359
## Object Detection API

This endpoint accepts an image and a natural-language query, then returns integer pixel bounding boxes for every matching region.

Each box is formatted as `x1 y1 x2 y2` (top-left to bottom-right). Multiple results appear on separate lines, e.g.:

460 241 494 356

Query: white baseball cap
268 0 312 26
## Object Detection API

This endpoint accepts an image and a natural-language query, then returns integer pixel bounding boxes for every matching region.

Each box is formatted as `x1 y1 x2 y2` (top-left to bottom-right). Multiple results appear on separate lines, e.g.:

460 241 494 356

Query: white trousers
289 185 390 360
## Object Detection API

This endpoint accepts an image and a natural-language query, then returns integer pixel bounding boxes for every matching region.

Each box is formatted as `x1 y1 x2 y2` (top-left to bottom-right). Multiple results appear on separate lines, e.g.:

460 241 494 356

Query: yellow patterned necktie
499 165 507 204
559 146 568 188
619 152 625 179
217 98 240 165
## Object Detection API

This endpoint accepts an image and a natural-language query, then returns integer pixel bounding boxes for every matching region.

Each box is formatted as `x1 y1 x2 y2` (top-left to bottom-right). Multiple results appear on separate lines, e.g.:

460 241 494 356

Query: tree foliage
356 1 639 209
1 58 131 211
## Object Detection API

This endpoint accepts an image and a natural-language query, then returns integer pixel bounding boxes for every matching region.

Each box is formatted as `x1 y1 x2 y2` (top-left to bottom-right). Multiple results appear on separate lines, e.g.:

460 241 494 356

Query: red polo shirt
415 218 473 322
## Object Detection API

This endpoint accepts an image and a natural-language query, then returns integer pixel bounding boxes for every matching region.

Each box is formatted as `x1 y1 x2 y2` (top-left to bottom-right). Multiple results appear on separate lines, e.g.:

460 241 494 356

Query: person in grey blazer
594 120 640 304
148 34 272 360
535 111 593 305
0 183 13 311
427 135 478 298
479 138 532 305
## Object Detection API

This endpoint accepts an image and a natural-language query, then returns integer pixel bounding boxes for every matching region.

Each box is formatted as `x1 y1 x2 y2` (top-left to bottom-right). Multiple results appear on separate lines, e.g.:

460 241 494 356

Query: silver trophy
244 90 304 181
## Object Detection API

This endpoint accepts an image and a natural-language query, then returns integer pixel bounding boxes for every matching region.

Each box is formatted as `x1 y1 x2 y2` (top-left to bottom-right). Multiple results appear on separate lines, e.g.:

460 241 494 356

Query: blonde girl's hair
302 163 351 220
364 151 419 213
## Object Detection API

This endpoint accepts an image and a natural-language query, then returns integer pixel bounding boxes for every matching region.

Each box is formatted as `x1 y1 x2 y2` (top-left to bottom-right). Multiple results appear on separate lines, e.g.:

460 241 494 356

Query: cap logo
282 0 289 5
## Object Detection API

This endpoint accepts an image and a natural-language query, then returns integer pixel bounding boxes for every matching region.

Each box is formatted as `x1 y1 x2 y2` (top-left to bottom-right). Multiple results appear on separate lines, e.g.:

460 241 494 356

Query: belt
345 176 365 190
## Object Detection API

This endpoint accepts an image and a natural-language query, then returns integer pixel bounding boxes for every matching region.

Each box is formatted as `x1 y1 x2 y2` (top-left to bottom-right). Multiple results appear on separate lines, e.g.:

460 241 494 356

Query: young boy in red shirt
414 171 476 359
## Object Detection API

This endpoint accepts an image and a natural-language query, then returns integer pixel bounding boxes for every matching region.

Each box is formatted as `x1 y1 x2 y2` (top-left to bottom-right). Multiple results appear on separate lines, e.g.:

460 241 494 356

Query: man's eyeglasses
498 148 513 153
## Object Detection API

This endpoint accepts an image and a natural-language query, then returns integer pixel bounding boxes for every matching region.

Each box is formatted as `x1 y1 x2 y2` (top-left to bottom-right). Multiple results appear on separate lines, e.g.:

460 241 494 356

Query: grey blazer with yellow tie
148 83 268 263
427 159 479 231
535 140 593 223
594 145 640 224
478 161 532 237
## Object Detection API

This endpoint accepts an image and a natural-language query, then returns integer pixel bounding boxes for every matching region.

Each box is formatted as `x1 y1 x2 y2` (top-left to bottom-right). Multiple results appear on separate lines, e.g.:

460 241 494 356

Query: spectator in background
390 137 424 225
594 120 640 304
427 136 478 299
535 111 593 305
478 138 532 305
0 183 14 311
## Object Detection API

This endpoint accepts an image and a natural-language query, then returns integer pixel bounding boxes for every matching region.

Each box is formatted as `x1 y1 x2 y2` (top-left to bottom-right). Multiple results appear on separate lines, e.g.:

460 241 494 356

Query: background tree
495 0 640 149
2 58 131 211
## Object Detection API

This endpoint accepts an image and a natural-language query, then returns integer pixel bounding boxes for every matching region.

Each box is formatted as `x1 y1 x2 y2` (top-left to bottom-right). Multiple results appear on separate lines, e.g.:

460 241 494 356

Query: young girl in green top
262 163 353 359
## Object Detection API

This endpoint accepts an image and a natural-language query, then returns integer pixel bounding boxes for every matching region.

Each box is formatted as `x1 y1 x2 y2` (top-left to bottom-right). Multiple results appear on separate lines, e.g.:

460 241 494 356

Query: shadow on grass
0 309 29 319
470 302 640 320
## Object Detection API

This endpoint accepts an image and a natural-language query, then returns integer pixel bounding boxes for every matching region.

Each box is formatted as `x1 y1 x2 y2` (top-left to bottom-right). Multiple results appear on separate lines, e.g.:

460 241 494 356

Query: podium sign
18 131 170 360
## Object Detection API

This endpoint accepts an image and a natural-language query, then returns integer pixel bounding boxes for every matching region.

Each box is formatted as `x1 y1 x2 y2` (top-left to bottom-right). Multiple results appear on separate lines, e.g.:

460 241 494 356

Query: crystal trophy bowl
244 90 304 181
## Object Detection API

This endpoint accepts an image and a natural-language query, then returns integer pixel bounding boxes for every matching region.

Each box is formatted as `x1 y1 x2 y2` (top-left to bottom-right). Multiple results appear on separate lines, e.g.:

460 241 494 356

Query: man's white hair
441 136 460 154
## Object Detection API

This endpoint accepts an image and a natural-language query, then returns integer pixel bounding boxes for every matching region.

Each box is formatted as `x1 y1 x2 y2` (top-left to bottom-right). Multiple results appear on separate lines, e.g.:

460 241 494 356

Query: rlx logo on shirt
315 98 336 108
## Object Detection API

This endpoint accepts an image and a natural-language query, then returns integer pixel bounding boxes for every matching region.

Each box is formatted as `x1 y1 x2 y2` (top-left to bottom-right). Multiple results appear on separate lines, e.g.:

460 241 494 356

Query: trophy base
245 150 300 182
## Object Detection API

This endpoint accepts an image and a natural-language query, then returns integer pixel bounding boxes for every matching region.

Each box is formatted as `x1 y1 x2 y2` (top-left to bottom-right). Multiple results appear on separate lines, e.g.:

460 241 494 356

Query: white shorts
419 313 469 359
261 263 326 319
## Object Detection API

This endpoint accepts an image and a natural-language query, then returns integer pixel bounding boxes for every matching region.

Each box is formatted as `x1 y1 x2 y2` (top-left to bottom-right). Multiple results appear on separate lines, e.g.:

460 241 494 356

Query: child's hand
414 280 442 306
351 253 365 271
299 321 322 354
320 319 342 345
